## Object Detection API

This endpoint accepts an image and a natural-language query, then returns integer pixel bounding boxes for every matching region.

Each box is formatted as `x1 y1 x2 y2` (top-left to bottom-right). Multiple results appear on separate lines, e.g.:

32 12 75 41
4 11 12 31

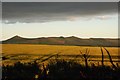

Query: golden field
1 44 119 55
0 44 120 66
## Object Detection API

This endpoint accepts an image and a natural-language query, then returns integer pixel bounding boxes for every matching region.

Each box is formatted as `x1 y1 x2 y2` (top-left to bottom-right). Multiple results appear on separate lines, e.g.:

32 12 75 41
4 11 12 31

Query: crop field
0 44 120 66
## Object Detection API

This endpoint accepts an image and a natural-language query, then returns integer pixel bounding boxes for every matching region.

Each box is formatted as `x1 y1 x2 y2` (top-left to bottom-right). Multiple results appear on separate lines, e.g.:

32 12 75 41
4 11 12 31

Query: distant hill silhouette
2 35 120 47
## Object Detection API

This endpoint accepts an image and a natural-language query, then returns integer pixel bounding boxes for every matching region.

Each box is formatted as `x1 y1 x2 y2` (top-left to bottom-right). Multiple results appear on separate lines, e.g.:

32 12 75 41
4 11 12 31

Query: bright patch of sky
2 14 118 40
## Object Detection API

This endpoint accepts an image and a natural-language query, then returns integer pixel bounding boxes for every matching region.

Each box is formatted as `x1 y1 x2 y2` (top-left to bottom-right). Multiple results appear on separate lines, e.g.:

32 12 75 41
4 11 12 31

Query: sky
1 2 119 40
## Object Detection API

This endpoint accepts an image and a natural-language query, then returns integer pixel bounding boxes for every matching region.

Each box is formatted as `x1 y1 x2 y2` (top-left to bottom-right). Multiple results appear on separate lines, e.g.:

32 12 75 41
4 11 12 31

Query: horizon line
1 35 120 41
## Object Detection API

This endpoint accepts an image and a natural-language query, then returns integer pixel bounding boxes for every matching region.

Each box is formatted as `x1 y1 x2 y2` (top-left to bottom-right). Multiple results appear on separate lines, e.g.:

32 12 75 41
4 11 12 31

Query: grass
1 44 119 55
1 44 119 66
1 44 120 80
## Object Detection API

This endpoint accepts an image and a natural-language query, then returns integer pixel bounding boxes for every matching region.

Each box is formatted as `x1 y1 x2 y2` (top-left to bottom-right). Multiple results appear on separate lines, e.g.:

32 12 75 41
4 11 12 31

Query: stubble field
1 44 120 66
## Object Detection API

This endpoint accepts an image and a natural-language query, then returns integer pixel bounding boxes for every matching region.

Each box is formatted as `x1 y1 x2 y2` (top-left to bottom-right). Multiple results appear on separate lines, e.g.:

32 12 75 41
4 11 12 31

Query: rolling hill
2 35 120 47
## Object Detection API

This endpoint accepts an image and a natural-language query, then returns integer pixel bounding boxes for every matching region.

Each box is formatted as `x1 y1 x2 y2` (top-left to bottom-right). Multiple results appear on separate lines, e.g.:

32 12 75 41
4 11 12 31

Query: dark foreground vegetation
2 59 120 80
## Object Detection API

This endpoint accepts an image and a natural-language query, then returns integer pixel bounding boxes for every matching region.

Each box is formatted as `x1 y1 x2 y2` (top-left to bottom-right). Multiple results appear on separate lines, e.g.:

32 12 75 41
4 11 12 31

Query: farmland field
0 44 120 66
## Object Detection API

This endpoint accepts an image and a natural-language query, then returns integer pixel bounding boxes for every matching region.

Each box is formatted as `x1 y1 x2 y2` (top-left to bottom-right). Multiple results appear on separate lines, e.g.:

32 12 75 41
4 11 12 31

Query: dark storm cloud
2 2 118 24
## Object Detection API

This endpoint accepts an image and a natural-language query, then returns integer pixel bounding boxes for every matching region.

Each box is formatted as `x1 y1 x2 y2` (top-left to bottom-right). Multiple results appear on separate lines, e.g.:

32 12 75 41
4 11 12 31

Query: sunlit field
1 44 120 66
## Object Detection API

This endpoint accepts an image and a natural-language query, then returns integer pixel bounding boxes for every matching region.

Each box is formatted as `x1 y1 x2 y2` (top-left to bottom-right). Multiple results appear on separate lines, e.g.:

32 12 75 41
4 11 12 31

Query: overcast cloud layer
2 2 118 24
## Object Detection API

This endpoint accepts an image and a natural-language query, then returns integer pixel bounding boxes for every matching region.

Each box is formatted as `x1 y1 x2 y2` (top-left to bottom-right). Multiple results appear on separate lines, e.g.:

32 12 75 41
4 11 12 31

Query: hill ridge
2 35 120 47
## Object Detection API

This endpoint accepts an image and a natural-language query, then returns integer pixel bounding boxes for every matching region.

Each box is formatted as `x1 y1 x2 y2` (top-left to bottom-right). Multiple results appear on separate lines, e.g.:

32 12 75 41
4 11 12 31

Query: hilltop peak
67 36 80 39
11 35 23 39
14 35 20 37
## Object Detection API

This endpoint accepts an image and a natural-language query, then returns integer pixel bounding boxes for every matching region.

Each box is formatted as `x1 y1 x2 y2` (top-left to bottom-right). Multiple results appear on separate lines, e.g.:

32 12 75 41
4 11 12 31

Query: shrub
2 61 41 80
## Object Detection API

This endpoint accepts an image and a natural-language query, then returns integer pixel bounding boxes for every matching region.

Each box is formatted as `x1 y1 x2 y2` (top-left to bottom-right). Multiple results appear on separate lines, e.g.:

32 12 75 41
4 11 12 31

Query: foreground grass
1 44 120 79
2 59 120 80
